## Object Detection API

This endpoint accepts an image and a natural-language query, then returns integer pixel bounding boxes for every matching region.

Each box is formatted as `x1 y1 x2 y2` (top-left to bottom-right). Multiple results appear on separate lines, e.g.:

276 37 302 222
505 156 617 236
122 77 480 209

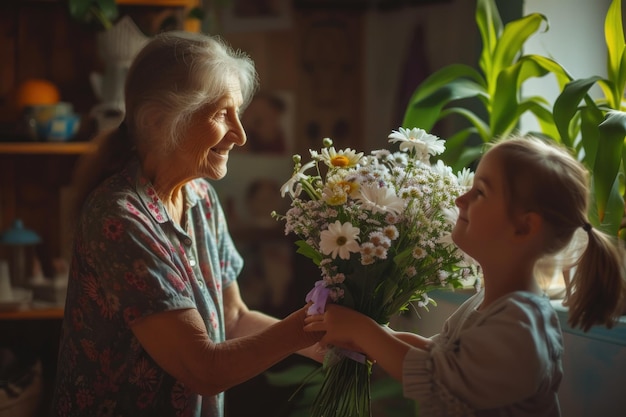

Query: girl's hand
303 304 367 352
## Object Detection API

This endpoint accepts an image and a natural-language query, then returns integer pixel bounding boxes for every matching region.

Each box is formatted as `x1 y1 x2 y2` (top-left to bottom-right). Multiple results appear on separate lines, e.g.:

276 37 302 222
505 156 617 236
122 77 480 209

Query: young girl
304 135 626 416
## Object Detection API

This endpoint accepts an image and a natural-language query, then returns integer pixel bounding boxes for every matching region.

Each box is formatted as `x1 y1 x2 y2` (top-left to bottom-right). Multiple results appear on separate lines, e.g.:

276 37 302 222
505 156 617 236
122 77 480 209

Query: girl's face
452 150 517 263
181 75 247 180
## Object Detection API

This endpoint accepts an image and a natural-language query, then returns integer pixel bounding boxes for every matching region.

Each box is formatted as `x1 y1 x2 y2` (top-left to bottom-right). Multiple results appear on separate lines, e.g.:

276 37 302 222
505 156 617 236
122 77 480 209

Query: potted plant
401 0 572 172
402 0 626 239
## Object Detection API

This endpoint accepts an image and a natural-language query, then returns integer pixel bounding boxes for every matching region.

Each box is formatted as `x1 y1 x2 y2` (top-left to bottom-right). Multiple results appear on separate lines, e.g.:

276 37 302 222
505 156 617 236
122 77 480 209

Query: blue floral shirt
52 157 243 417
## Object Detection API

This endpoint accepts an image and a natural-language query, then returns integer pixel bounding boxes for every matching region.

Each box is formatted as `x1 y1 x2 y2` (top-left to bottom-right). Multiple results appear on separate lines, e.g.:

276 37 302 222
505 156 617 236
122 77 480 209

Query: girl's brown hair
488 135 625 331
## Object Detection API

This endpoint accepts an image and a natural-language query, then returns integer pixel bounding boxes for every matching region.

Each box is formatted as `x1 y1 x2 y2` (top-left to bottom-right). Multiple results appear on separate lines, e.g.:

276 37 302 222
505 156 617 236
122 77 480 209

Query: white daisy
319 220 361 260
388 127 445 159
356 184 405 215
320 147 364 168
456 167 475 189
280 159 316 198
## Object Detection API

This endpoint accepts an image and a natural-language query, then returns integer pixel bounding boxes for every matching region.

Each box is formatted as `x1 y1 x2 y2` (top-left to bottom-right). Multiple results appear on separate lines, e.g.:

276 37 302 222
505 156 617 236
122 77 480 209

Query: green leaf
594 110 626 223
523 55 573 90
439 129 476 169
68 0 118 29
295 240 323 265
553 76 604 147
96 0 118 22
605 0 626 107
454 144 485 171
188 7 205 20
405 64 485 103
523 99 560 141
403 78 487 133
489 13 548 91
68 0 91 21
579 105 604 168
440 106 490 142
476 0 503 80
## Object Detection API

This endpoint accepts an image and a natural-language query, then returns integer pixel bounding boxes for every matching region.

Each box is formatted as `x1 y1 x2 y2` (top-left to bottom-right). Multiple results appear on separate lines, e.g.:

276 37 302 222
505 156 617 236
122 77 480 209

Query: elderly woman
52 31 322 417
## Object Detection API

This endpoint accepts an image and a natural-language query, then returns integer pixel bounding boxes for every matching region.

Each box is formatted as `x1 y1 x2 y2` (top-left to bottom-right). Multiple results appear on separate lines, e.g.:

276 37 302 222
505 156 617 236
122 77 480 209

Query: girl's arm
304 304 432 381
391 330 433 351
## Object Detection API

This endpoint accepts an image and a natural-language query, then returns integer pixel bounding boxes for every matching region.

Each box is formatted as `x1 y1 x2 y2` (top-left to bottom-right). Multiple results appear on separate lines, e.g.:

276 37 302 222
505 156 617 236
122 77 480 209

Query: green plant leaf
594 110 626 224
454 144 484 171
440 106 490 142
489 13 548 92
68 0 91 21
68 0 118 29
553 76 604 147
523 99 560 140
406 64 485 103
605 0 626 108
402 78 487 133
476 0 503 81
518 55 573 91
439 128 476 170
579 105 604 168
295 240 323 265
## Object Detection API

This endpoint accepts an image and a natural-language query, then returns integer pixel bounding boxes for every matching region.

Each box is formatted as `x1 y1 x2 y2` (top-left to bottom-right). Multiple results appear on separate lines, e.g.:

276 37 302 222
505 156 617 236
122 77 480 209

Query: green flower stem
311 355 373 417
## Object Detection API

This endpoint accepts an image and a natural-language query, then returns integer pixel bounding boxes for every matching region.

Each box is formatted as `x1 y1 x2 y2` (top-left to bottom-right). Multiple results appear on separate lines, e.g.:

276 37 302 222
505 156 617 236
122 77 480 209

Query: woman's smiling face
180 74 247 180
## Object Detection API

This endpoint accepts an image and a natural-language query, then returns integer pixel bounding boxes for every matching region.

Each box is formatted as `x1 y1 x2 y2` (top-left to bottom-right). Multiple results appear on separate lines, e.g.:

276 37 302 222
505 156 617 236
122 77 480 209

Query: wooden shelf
0 305 64 320
0 142 96 155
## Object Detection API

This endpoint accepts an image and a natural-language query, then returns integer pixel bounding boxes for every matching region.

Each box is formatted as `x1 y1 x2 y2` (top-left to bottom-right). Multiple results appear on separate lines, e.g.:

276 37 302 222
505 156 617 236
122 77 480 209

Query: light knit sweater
403 290 563 417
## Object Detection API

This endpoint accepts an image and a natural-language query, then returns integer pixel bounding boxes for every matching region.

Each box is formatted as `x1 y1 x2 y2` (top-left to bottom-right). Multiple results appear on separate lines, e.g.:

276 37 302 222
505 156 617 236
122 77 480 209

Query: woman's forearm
207 307 320 393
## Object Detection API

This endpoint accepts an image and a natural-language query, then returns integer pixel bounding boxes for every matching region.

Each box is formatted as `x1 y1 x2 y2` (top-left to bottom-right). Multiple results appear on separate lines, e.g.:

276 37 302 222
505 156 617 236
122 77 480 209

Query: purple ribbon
336 347 367 364
305 281 368 365
305 280 330 315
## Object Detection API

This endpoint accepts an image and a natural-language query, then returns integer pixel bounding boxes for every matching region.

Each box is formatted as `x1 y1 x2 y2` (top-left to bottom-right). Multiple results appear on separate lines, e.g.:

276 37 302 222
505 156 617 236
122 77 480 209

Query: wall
362 0 478 150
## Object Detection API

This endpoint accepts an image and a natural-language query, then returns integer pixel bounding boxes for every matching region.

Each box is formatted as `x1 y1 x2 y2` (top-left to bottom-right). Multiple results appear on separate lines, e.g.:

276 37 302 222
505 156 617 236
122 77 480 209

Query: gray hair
124 31 259 154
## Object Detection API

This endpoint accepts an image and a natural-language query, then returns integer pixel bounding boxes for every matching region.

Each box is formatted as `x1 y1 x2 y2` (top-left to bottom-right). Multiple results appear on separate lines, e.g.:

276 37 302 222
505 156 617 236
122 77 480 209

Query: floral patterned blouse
52 156 243 417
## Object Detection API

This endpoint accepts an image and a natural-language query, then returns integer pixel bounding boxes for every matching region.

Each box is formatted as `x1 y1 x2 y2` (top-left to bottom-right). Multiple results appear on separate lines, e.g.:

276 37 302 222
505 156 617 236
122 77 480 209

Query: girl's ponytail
565 226 626 332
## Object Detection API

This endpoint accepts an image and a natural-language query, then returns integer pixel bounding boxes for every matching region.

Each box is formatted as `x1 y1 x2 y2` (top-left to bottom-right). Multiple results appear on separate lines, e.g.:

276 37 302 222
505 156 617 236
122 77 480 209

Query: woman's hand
304 304 369 353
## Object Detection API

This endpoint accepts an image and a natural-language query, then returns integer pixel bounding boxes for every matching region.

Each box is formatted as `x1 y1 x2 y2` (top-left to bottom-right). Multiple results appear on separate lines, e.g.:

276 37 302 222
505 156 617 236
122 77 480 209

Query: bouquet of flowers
272 127 480 417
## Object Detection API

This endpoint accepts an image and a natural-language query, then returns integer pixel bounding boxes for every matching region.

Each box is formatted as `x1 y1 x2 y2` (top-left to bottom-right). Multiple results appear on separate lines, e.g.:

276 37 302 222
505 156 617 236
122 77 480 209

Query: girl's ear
513 211 543 238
